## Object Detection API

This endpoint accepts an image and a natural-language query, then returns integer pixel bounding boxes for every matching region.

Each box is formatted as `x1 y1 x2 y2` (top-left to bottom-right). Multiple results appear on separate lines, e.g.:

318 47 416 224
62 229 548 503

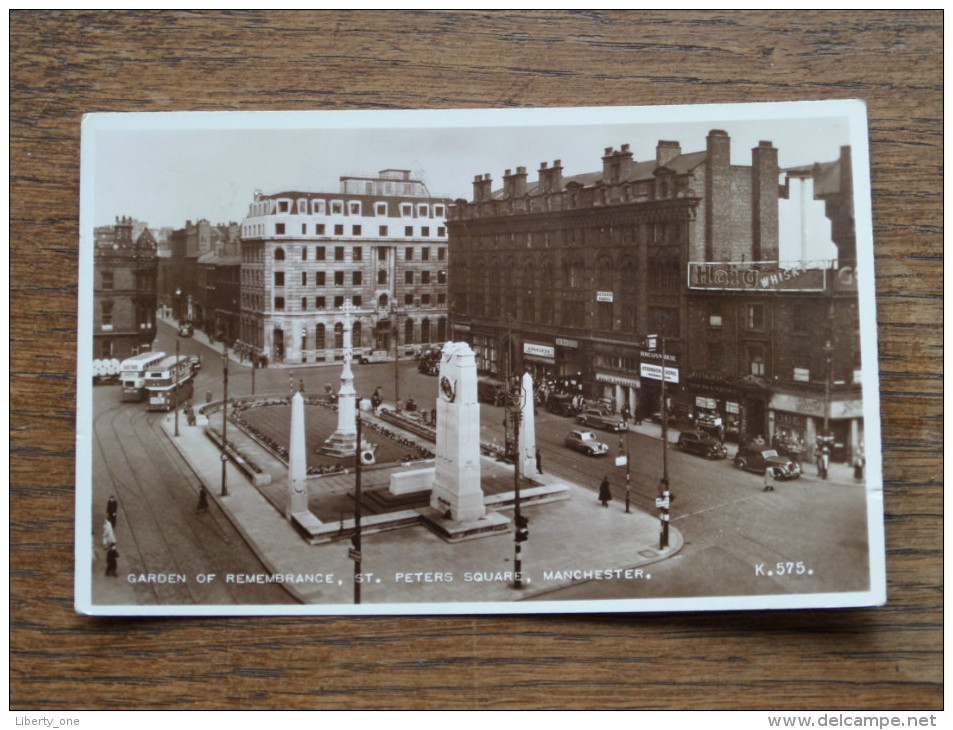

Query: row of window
247 222 448 239
271 269 447 287
262 244 447 263
256 199 446 219
272 292 446 312
287 316 449 352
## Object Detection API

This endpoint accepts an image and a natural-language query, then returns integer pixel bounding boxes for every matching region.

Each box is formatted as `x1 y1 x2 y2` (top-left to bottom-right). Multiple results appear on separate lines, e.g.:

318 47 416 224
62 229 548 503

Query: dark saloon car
676 430 728 460
575 408 626 433
734 441 801 480
546 393 580 417
564 429 610 457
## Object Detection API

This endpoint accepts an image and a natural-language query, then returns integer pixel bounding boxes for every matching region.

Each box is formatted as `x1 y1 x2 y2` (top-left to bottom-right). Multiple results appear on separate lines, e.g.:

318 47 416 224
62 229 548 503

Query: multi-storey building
239 169 451 365
93 216 158 360
685 145 862 461
448 132 863 459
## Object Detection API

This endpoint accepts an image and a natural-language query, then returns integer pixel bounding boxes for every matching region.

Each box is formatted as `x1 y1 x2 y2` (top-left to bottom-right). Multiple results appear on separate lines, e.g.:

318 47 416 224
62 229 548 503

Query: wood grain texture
10 10 941 710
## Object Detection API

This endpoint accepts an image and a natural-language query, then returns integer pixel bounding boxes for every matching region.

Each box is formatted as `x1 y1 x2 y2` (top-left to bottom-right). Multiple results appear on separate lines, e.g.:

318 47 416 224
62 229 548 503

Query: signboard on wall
687 261 829 292
640 362 679 384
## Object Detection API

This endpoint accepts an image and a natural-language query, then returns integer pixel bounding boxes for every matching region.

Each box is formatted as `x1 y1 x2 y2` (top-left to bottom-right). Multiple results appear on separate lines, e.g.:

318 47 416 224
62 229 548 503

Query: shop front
683 373 770 444
770 391 864 463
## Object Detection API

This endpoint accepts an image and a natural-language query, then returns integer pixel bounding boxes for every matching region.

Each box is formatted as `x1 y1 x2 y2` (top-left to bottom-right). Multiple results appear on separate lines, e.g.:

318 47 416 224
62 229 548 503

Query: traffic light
515 515 529 543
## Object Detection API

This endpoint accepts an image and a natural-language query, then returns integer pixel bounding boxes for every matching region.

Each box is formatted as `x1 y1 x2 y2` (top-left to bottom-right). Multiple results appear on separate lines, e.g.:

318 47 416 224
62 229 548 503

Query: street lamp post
353 411 363 605
393 310 401 412
174 337 180 438
220 343 229 497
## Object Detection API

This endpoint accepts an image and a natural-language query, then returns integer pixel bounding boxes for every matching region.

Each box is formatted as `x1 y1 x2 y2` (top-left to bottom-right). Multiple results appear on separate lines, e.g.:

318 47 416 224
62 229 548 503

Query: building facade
684 145 862 461
93 216 158 360
239 170 451 365
447 133 863 459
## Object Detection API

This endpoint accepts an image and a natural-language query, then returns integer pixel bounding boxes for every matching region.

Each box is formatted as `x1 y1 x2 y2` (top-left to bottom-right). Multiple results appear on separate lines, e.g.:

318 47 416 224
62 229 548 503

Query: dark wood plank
10 10 941 710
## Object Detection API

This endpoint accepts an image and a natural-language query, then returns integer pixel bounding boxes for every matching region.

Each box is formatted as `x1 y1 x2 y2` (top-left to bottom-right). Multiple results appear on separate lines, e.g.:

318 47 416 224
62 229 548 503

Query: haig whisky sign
687 261 856 292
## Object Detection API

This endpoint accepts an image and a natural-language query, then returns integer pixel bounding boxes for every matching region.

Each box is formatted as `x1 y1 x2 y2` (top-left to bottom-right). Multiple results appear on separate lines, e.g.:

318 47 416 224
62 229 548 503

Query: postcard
76 100 884 615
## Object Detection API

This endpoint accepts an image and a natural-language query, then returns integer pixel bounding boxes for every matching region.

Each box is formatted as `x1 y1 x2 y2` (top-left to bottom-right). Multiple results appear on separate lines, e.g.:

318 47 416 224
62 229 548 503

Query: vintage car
676 430 728 459
177 322 193 337
546 393 579 417
564 429 610 457
734 441 801 479
575 408 626 433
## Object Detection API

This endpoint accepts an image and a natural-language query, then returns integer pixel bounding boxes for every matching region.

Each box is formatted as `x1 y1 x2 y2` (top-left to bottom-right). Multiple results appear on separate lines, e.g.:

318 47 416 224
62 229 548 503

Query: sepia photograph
76 100 884 615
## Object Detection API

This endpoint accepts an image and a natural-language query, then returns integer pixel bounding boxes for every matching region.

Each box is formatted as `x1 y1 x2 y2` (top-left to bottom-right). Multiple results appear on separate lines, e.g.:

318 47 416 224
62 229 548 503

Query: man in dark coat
598 476 612 508
106 495 118 528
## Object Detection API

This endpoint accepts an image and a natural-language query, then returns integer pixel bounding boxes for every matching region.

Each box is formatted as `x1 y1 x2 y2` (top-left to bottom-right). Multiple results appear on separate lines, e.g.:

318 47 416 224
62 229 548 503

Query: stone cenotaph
429 342 486 522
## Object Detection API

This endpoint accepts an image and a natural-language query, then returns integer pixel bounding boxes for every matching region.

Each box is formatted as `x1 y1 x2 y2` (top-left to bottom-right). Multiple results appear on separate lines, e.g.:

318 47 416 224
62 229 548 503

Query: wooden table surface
10 11 942 710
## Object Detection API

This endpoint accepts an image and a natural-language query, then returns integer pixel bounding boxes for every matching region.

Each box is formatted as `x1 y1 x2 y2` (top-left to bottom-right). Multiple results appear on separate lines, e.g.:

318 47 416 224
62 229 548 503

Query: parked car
564 429 609 457
734 441 801 479
177 322 193 337
576 408 626 433
188 355 202 374
546 393 579 417
676 430 728 460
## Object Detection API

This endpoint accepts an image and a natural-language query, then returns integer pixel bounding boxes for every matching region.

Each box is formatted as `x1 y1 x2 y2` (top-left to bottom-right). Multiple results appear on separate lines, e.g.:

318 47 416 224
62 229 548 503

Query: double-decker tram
119 351 166 402
144 355 195 412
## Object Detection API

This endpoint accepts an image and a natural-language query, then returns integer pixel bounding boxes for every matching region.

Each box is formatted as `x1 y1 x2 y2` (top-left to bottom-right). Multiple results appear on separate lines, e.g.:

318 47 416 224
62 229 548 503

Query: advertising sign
640 362 679 384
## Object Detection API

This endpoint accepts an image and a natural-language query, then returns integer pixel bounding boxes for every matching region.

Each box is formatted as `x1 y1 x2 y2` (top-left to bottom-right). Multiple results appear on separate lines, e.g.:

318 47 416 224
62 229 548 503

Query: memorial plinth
321 300 359 458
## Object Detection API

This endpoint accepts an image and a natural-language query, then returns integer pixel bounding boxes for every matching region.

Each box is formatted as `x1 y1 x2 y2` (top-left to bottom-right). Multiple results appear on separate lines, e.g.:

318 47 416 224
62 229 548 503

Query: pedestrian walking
105 543 119 577
536 448 543 475
106 494 118 529
763 467 776 492
853 452 865 482
102 517 116 551
598 476 612 508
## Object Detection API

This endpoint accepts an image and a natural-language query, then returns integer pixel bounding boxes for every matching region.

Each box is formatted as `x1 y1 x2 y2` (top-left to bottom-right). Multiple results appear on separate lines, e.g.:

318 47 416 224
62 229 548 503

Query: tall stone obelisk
321 299 358 458
430 342 485 522
517 372 537 478
287 390 310 516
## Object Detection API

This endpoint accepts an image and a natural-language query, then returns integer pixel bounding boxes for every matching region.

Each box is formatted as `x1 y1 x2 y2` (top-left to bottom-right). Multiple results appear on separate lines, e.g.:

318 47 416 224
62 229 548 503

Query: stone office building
447 130 783 421
239 170 451 365
93 216 158 360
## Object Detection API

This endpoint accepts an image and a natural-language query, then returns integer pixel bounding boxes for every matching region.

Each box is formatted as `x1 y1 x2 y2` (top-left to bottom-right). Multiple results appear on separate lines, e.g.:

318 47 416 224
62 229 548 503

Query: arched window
334 322 344 349
378 293 389 309
352 321 362 349
274 247 285 261
315 323 326 350
421 318 430 344
437 316 447 342
405 317 415 344
377 269 387 285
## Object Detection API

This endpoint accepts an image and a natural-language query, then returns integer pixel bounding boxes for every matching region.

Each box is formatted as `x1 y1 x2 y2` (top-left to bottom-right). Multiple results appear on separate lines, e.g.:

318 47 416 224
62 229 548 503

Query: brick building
93 216 158 360
239 169 451 365
447 132 862 459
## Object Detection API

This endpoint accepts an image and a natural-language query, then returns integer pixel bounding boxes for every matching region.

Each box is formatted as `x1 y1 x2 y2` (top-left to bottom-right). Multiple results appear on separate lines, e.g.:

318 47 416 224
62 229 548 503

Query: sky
83 103 862 256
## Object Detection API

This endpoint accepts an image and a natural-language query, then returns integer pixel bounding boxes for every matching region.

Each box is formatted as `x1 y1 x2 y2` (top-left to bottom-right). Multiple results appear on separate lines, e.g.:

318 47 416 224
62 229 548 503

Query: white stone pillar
518 372 536 478
431 342 485 522
287 391 309 515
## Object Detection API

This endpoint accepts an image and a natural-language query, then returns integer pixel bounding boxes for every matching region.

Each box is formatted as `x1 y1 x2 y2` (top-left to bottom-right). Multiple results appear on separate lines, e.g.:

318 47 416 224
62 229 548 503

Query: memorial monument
429 342 486 522
287 391 310 517
517 372 537 479
321 299 358 458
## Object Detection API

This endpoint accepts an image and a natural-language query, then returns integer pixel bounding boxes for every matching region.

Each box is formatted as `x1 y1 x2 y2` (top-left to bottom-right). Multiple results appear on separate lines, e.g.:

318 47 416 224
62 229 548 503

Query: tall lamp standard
647 333 671 548
220 342 229 497
174 336 181 438
392 309 401 412
352 411 363 605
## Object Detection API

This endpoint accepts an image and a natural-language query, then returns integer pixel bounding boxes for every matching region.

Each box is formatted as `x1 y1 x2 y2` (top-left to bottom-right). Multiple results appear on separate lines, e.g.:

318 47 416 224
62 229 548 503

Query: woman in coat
598 476 612 508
